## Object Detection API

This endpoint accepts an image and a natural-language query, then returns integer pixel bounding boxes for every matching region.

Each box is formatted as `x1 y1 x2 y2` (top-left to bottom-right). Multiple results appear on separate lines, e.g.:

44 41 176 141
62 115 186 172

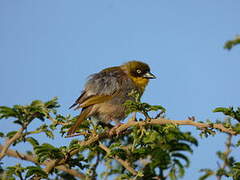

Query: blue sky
0 0 240 179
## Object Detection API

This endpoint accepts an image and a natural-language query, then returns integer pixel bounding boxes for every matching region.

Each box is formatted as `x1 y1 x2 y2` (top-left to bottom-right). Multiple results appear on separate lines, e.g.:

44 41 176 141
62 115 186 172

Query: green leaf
26 137 39 147
0 132 4 137
109 148 126 160
0 106 17 119
6 131 17 139
6 164 25 179
143 131 158 144
232 162 240 180
149 105 166 112
36 124 54 139
25 166 48 178
44 97 60 109
224 36 240 50
169 167 177 180
34 143 64 163
173 159 185 177
170 142 193 153
69 139 81 150
199 169 214 180
213 107 233 115
216 168 228 177
56 171 77 180
124 90 166 115
172 153 190 167
213 106 240 122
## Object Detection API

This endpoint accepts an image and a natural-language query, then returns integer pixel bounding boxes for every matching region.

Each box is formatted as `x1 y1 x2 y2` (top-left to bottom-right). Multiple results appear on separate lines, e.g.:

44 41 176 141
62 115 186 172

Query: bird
67 60 156 135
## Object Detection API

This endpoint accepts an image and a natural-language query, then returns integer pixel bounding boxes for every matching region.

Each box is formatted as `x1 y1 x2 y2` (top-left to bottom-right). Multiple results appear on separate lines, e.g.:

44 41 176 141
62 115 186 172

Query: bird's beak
143 72 156 79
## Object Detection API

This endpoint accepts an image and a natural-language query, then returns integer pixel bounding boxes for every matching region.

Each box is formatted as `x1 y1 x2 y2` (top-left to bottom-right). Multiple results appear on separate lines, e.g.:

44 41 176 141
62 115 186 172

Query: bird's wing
70 67 124 109
67 106 93 135
67 68 125 135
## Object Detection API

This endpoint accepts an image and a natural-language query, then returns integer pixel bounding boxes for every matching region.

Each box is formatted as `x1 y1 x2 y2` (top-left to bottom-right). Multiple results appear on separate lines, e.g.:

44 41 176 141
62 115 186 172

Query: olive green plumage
68 60 156 135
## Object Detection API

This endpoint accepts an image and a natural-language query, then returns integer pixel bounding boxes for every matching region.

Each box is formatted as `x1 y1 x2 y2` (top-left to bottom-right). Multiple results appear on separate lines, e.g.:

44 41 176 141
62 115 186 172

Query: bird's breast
93 102 127 123
130 77 149 93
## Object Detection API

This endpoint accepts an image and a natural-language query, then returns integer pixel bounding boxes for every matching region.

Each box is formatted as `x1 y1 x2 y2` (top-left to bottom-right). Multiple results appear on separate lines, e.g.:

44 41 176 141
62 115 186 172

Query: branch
99 143 138 176
0 145 86 179
0 127 24 160
43 159 58 174
115 118 237 135
63 117 238 161
28 117 237 178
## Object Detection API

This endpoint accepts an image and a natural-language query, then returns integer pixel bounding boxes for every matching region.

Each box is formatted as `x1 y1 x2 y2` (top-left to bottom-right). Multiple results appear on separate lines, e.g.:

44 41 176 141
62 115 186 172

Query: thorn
188 116 195 121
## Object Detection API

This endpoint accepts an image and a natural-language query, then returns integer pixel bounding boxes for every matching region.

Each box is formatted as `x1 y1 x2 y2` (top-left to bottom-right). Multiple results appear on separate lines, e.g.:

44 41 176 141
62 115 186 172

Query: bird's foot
109 123 123 136
98 121 114 128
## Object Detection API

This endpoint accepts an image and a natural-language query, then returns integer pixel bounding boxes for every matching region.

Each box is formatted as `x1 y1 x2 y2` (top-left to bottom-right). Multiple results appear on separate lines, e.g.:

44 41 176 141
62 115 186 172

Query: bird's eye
136 69 142 74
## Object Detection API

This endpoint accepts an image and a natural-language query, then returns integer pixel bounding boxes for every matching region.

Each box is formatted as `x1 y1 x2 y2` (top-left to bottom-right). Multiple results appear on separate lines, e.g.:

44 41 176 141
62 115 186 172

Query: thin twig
66 131 90 138
128 112 137 123
216 134 232 180
99 143 138 176
48 115 69 126
44 159 58 174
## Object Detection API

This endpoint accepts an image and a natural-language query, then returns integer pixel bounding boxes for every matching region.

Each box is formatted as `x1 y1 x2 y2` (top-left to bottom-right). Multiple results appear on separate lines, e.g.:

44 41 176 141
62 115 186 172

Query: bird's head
121 61 156 91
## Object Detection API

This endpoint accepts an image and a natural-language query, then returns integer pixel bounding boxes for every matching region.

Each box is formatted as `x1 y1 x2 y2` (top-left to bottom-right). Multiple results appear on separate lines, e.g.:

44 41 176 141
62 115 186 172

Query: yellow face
130 76 149 92
121 61 156 93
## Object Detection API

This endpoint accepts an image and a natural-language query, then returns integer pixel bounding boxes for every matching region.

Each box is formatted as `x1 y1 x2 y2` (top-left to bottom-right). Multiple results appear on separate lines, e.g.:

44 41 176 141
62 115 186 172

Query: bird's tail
67 107 92 135
69 102 77 109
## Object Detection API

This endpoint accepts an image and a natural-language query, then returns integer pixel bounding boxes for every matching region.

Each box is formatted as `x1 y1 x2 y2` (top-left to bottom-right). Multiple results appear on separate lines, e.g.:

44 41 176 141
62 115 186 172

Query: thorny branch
115 117 237 135
0 145 86 179
71 117 237 149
